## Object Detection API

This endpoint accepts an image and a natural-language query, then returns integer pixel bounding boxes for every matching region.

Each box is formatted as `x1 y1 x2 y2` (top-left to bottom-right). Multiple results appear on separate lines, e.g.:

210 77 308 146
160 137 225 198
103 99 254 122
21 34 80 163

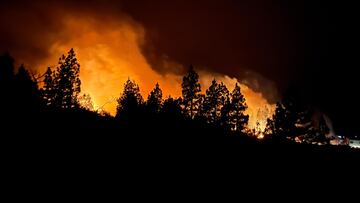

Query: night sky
0 0 357 134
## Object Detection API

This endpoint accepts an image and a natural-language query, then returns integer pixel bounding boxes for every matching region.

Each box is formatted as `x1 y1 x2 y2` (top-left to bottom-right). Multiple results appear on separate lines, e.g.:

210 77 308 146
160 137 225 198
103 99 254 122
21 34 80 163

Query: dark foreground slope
2 110 359 199
3 109 359 169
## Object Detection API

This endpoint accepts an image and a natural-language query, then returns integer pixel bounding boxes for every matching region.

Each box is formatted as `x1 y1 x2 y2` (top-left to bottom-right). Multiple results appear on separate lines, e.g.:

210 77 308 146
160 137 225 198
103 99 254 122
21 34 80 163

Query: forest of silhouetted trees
1 49 359 162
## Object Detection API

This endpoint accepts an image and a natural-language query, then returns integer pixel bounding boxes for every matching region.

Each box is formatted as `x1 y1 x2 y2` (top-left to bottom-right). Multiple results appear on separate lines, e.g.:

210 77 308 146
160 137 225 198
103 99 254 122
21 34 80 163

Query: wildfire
35 15 275 134
199 72 275 132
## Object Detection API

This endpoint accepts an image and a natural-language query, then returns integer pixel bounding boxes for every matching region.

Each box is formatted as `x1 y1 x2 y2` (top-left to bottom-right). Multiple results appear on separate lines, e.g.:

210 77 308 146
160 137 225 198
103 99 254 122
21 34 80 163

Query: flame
199 72 275 133
37 15 182 112
36 15 274 133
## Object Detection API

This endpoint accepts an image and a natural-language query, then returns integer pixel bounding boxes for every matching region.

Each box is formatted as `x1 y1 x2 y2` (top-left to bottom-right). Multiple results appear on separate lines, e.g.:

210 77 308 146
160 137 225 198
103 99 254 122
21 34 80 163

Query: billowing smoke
0 0 282 130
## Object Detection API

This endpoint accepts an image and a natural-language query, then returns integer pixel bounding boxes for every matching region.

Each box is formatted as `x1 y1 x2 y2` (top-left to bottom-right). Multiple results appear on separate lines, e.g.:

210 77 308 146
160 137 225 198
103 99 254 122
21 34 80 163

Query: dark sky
0 0 357 133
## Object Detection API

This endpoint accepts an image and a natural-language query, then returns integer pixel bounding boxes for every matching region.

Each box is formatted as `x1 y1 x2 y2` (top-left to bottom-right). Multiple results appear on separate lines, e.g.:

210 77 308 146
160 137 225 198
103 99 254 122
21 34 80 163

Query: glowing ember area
37 16 182 113
199 72 275 133
35 15 274 133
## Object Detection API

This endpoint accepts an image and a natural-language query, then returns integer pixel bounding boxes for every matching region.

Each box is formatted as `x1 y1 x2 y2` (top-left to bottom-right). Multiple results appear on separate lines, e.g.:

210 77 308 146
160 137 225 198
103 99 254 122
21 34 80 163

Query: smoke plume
1 0 284 130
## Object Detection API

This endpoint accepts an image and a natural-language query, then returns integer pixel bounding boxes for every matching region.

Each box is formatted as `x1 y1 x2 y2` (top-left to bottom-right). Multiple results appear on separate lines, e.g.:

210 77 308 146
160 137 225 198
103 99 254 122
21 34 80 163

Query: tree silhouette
201 79 229 124
78 93 94 111
0 55 40 124
161 96 183 124
265 95 304 140
52 48 81 109
220 97 232 130
181 65 201 119
265 102 286 138
1 52 358 166
146 83 163 114
14 65 39 111
228 83 249 132
116 78 143 119
42 67 54 106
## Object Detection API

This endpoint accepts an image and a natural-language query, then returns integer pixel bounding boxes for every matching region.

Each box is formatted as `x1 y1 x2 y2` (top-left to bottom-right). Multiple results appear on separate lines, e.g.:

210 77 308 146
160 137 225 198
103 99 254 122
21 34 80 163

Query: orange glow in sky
36 15 274 132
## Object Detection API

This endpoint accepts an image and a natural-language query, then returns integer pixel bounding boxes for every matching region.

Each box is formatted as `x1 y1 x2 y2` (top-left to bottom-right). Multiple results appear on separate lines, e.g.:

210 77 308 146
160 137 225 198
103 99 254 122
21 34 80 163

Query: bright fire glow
199 72 274 133
35 15 274 134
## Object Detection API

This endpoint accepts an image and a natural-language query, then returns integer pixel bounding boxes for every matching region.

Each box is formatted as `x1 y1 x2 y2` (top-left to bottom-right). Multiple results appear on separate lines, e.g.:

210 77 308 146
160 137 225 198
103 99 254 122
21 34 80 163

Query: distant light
349 139 360 148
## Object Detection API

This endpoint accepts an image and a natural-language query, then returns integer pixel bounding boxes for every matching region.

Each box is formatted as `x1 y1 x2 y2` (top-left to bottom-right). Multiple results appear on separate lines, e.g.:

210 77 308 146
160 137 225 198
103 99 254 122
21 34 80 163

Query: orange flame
199 72 275 133
36 15 275 133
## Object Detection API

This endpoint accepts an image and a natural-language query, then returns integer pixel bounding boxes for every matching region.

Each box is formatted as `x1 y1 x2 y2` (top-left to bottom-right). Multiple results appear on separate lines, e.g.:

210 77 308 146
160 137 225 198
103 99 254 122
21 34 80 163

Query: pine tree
264 97 302 140
196 94 206 120
42 67 54 106
162 96 182 117
220 97 232 130
202 79 229 123
264 102 286 137
146 83 163 113
229 83 249 132
116 78 143 118
181 65 201 118
53 48 81 109
14 65 40 112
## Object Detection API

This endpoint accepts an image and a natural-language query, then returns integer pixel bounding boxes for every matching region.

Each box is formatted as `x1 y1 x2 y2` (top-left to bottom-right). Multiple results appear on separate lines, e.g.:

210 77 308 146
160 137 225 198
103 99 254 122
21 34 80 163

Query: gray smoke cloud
0 0 305 104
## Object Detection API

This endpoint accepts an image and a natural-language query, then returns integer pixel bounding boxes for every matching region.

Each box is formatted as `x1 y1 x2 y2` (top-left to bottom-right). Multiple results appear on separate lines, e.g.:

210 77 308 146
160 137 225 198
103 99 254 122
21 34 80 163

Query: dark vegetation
1 49 359 168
